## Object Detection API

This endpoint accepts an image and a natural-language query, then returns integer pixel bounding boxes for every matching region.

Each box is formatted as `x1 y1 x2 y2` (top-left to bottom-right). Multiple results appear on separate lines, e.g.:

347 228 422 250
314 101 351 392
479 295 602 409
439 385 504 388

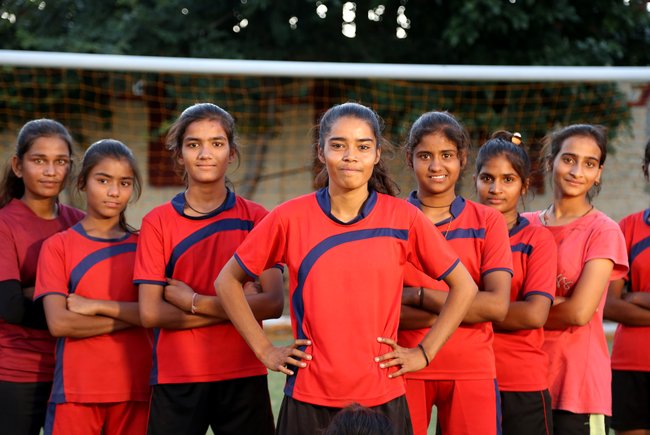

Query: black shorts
552 410 610 435
275 395 413 435
0 380 52 435
500 390 553 435
612 369 650 431
147 375 274 435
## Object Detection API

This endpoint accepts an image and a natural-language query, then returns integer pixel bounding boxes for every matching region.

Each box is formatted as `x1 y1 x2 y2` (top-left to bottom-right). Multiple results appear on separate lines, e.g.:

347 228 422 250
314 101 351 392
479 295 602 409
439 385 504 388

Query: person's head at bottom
324 403 394 435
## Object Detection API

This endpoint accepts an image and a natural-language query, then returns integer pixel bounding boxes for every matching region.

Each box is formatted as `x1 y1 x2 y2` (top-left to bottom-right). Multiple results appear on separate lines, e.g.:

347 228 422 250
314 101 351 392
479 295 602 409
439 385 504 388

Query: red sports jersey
0 199 83 383
133 191 270 385
234 188 460 408
493 216 556 391
34 224 151 403
611 208 650 371
399 194 513 380
523 210 628 415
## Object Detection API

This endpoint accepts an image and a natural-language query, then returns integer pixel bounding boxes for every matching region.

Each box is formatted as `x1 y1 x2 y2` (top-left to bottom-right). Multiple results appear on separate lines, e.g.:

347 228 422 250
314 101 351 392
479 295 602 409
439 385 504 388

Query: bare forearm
626 293 650 310
143 299 222 329
399 305 438 330
494 300 549 331
47 311 130 338
93 300 143 326
604 298 650 326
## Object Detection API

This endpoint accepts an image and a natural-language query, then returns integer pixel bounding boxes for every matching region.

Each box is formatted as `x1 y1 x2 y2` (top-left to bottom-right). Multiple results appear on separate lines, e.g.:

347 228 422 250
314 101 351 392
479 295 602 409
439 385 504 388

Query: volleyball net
1 50 648 206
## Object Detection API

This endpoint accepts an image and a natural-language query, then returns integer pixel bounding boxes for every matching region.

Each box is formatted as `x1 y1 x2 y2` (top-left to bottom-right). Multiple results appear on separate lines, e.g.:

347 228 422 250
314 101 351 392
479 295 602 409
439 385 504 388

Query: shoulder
234 195 269 217
142 201 174 223
619 209 646 228
58 203 85 221
518 218 555 246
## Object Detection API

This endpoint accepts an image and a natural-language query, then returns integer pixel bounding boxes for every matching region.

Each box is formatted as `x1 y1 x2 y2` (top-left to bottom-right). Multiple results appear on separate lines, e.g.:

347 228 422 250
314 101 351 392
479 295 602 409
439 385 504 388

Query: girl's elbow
139 306 158 329
46 318 69 337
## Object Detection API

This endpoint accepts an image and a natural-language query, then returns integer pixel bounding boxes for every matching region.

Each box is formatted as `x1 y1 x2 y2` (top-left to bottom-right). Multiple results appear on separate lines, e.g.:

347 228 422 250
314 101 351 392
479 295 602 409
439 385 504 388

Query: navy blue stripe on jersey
235 252 259 279
68 243 137 294
511 243 534 256
165 219 254 278
284 228 408 397
445 228 486 241
439 258 460 281
407 191 466 226
284 227 409 398
524 290 554 302
316 187 378 225
150 328 161 385
630 236 650 265
644 208 650 225
133 279 167 286
50 338 66 403
482 267 514 277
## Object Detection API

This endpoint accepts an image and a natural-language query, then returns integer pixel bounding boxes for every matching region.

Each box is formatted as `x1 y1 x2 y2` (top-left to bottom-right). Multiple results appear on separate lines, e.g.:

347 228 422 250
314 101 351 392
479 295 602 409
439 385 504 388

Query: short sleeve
585 219 629 282
234 208 287 279
522 228 557 301
0 218 20 282
618 216 633 283
34 235 69 300
481 209 514 277
407 210 460 281
133 214 167 286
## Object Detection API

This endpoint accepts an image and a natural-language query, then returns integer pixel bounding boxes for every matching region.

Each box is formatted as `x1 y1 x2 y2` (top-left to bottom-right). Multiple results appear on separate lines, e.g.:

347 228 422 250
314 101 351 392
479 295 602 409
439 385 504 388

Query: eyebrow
328 136 374 142
183 135 227 142
93 172 134 180
28 153 70 158
561 152 600 161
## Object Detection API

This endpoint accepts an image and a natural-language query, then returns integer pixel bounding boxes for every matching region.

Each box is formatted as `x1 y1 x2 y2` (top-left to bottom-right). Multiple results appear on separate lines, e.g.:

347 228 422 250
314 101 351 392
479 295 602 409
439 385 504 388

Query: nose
569 164 583 178
342 147 358 162
43 162 56 176
197 144 210 159
107 182 120 197
489 180 500 193
428 156 442 171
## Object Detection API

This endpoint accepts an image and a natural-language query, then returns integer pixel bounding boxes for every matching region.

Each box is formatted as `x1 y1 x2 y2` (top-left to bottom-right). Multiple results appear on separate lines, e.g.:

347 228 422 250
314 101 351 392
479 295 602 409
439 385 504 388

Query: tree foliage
1 0 649 65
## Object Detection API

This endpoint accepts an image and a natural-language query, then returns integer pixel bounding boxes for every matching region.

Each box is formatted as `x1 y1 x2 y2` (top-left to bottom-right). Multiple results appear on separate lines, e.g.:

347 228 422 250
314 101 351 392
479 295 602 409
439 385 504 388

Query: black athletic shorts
147 375 274 435
275 394 412 435
500 389 553 435
611 369 650 431
552 410 610 435
0 380 52 435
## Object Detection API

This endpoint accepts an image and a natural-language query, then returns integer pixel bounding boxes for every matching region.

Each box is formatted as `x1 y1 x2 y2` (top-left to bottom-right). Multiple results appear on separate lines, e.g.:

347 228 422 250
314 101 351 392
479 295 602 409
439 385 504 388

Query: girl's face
178 119 235 186
318 116 380 196
551 135 603 199
411 132 464 197
475 155 526 217
83 157 134 221
12 136 71 201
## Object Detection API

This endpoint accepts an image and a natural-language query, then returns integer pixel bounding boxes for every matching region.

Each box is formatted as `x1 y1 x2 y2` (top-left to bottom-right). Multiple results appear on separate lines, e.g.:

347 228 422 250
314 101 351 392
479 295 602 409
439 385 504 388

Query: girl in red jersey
604 138 650 435
216 102 478 435
0 119 83 435
398 112 513 435
475 131 557 435
523 124 628 435
134 103 284 435
35 139 151 435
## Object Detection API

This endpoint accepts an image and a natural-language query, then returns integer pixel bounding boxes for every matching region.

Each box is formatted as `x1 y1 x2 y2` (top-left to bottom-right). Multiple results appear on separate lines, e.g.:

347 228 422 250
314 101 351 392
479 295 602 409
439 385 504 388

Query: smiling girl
398 112 513 435
215 102 478 435
34 139 151 435
0 119 84 435
523 124 628 435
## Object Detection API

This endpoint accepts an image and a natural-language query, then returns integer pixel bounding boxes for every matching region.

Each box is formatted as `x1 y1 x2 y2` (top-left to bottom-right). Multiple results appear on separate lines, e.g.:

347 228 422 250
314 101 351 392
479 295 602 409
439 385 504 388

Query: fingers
377 336 398 348
293 339 311 347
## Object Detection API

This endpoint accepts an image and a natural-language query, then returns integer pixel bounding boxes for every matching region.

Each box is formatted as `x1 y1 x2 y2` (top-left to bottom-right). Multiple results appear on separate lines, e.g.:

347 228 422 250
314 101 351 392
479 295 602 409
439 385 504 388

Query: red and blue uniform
234 188 460 408
493 215 556 392
133 190 271 384
34 223 151 435
611 208 650 372
0 199 83 383
399 193 513 435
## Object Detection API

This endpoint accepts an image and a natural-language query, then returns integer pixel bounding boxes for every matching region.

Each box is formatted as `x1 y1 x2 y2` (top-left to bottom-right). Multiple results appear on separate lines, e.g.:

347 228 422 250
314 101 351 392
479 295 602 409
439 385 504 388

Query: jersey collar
407 191 465 227
644 208 650 226
72 222 132 242
171 189 236 220
508 214 528 237
316 187 377 225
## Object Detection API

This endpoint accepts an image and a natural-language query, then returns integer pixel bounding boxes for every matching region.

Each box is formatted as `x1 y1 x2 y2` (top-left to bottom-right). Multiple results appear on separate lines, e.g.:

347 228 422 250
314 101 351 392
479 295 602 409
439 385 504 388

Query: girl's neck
20 194 58 219
184 183 228 214
546 195 594 226
417 189 456 223
79 215 125 239
503 209 519 230
328 185 369 223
